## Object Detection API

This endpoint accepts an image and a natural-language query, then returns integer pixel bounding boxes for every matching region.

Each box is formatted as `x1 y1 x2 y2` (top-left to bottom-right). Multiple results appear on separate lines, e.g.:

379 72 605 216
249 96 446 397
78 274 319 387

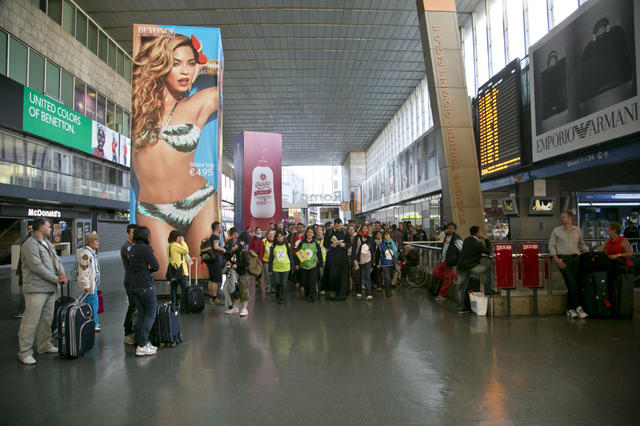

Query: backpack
247 250 263 277
200 237 215 263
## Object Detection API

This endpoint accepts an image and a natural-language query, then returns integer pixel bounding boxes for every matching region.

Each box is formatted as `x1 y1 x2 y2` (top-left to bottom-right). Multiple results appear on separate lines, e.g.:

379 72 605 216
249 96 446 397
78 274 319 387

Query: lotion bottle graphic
250 151 275 218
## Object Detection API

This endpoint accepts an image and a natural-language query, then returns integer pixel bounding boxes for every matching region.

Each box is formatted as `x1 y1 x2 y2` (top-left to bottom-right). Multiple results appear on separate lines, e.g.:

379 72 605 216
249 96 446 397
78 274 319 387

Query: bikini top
160 99 200 153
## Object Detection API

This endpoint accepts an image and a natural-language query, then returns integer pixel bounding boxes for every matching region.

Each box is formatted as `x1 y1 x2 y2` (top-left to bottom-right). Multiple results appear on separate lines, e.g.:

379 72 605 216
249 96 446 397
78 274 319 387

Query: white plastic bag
469 292 488 316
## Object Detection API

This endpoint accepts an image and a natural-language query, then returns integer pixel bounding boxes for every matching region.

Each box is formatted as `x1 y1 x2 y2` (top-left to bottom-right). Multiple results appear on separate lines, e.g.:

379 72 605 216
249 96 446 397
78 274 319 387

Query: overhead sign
476 60 522 177
530 0 640 162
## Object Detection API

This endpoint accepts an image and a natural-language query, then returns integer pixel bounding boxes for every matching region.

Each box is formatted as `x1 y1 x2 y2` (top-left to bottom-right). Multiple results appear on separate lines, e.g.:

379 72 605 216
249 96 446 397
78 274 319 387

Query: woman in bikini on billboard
132 27 220 276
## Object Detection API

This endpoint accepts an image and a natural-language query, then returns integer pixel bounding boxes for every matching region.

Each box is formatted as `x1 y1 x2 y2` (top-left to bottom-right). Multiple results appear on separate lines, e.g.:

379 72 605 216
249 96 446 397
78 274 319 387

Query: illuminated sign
27 208 61 218
477 59 522 177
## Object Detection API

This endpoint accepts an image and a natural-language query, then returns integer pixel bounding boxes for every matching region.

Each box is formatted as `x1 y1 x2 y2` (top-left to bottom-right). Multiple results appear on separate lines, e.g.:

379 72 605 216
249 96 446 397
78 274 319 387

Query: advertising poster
91 121 120 163
130 24 223 277
233 131 282 231
119 135 131 168
531 0 640 162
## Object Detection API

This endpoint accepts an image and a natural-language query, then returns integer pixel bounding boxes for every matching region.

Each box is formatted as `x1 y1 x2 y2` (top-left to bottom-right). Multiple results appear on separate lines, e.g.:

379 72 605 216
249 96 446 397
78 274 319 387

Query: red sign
494 243 515 289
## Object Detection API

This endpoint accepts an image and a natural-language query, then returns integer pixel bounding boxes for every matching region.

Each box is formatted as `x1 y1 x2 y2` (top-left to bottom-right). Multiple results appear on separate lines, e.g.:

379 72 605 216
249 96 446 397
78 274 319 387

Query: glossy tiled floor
1 255 639 425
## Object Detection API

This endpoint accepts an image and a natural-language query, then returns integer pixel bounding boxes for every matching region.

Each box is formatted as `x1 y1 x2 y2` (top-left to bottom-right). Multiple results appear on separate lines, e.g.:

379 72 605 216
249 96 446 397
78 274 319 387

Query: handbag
540 50 567 119
578 18 633 102
165 245 183 282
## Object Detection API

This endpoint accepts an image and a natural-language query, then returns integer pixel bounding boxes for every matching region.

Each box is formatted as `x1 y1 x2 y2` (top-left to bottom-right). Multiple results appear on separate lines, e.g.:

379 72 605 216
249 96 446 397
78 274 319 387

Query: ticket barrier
493 243 550 316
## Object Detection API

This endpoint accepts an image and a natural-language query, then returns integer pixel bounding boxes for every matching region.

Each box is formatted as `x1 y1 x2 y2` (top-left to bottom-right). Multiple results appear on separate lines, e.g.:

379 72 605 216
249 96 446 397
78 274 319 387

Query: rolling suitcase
57 292 95 358
150 303 181 347
582 272 611 318
185 264 204 313
611 274 634 319
52 284 75 335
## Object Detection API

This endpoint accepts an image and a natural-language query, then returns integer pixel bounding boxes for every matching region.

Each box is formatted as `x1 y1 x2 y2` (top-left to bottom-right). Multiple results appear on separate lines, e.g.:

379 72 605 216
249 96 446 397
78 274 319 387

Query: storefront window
73 78 85 115
87 21 98 54
98 31 107 63
45 60 60 99
48 0 62 25
527 0 549 46
62 0 75 36
506 0 525 61
96 94 106 124
28 49 45 92
8 36 27 85
85 86 96 120
0 31 6 76
75 10 87 45
60 69 73 108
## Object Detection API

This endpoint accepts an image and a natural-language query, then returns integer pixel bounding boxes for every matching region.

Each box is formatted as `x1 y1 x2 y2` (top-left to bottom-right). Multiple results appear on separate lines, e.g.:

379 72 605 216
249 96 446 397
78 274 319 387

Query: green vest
317 239 327 262
263 239 273 263
272 244 291 272
300 241 318 269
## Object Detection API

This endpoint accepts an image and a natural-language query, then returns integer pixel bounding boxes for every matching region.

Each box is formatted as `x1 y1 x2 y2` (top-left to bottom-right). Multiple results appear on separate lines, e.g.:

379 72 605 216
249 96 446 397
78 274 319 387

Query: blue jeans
457 264 493 310
273 271 289 299
354 262 372 296
381 266 394 295
132 286 157 347
170 275 188 310
123 282 136 335
85 292 99 327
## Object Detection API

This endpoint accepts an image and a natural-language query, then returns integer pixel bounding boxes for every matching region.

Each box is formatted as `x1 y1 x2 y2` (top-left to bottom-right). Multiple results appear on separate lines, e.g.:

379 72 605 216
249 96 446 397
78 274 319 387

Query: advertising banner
234 131 282 231
23 86 92 152
531 0 640 162
130 24 223 277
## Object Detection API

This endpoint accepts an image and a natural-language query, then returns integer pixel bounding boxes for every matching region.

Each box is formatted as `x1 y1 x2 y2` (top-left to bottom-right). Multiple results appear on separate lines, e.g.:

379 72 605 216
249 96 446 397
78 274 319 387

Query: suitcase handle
593 18 610 40
547 50 559 68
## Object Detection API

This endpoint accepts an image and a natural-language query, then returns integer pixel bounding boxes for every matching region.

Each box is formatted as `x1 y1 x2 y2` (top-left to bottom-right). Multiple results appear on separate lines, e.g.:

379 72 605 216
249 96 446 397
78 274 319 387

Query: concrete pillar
416 0 484 237
341 152 366 208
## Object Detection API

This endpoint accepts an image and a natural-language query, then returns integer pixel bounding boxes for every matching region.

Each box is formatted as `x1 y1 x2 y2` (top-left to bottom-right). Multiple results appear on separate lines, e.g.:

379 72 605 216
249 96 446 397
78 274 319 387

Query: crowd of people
14 211 636 363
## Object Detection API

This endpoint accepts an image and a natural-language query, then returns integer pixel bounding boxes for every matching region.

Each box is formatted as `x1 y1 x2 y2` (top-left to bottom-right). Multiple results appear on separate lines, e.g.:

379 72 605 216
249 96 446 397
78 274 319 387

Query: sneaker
458 309 470 315
225 307 239 315
356 293 362 299
19 355 37 365
136 345 157 356
240 308 249 317
124 334 135 345
12 312 23 319
94 325 102 332
434 296 446 301
366 295 373 301
208 299 217 305
43 346 58 354
214 298 225 305
566 309 578 319
146 342 157 351
576 306 589 319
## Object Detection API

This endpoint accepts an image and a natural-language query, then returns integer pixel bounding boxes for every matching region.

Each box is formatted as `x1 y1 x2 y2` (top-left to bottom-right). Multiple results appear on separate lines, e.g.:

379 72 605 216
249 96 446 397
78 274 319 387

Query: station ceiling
75 0 477 166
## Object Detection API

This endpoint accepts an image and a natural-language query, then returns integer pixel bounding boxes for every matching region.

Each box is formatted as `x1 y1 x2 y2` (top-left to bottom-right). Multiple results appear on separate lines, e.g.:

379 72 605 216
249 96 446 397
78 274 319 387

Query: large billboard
531 0 640 162
234 131 282 231
130 24 223 277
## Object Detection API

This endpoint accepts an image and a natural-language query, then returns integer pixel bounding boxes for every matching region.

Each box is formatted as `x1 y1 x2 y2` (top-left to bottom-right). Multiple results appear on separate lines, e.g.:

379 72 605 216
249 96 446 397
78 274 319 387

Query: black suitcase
57 293 95 358
185 284 205 313
611 274 634 319
151 303 181 347
582 272 611 318
51 284 75 335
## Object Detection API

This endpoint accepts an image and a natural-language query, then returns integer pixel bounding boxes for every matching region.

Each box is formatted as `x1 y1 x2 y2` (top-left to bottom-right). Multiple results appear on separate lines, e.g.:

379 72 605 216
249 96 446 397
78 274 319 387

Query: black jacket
442 233 462 268
352 235 374 264
323 228 351 253
457 236 491 271
129 242 159 289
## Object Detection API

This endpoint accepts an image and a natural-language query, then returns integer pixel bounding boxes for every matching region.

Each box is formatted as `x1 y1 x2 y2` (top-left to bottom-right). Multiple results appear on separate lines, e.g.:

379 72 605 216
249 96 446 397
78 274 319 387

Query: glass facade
27 49 45 92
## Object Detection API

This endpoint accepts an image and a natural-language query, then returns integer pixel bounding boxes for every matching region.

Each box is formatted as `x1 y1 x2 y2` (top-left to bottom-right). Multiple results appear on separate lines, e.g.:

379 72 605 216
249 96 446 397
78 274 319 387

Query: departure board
476 60 522 177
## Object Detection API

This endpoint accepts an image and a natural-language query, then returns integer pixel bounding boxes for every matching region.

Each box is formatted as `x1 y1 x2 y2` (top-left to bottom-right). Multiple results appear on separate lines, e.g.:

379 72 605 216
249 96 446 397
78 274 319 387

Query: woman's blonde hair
131 34 196 149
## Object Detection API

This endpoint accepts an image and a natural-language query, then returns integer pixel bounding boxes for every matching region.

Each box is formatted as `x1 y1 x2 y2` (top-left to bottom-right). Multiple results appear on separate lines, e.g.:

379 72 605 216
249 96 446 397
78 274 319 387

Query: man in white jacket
77 233 101 332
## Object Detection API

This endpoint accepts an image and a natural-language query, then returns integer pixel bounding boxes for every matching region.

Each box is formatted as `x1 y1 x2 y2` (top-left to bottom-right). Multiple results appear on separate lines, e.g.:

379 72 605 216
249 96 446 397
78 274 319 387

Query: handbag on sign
540 50 568 120
578 18 633 102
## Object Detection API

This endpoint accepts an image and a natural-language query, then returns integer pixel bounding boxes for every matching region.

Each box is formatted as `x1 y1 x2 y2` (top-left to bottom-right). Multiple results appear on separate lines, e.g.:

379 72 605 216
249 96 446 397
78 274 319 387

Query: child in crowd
294 226 324 302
